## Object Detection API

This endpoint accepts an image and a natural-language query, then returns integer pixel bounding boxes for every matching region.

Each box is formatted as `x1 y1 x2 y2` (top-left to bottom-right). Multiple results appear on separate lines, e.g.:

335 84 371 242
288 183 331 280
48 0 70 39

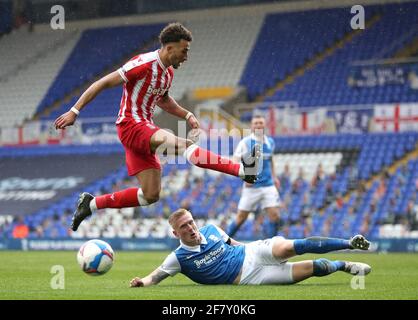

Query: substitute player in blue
130 209 371 287
227 114 280 238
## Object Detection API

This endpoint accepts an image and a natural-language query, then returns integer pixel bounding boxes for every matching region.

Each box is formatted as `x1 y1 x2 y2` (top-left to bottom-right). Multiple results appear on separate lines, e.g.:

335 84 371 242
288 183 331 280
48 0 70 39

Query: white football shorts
239 236 294 285
238 185 280 212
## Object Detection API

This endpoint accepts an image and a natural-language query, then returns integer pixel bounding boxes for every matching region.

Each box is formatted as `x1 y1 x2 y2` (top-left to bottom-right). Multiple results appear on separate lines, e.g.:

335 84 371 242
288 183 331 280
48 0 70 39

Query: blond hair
168 208 190 228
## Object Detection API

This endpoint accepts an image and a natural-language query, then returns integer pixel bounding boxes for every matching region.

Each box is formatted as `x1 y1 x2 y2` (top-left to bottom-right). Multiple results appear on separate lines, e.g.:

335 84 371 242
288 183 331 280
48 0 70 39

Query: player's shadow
161 283 349 287
290 283 350 287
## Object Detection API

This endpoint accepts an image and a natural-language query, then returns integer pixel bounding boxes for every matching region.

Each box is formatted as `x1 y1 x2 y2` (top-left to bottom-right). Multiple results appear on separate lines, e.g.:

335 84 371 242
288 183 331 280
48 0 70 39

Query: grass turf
0 251 417 300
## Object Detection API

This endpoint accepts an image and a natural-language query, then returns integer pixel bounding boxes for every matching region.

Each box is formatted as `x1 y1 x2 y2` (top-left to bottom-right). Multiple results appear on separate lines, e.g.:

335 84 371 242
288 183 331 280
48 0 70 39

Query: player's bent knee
176 138 193 155
292 261 314 283
272 239 295 259
145 196 159 204
144 192 160 204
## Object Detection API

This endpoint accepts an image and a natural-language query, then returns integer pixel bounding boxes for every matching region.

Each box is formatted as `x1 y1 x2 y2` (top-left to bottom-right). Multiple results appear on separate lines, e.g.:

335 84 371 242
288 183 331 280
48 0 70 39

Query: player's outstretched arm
54 70 124 130
130 268 170 287
157 94 200 129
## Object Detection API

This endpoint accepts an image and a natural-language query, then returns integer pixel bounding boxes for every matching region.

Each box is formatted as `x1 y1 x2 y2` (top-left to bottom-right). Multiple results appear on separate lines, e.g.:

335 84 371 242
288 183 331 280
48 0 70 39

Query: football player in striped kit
54 23 260 231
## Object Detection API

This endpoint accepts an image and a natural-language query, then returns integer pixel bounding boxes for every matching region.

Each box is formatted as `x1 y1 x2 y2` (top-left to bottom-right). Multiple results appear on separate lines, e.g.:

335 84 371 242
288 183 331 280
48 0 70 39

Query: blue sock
266 220 278 238
227 221 240 237
313 259 346 277
293 237 350 255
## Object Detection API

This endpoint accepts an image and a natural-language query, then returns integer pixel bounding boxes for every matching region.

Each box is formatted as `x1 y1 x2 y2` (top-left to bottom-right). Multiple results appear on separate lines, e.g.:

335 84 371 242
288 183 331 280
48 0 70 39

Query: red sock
95 188 140 209
186 145 240 177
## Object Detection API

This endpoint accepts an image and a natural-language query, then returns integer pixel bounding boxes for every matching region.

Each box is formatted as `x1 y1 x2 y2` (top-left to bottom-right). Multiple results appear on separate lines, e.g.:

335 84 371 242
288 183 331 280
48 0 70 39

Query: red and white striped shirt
116 50 174 124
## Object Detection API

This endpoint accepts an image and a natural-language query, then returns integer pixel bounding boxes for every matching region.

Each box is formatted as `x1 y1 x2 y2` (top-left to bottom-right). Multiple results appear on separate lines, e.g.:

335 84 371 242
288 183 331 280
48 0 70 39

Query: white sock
137 189 149 206
238 163 245 178
89 198 97 212
183 144 199 162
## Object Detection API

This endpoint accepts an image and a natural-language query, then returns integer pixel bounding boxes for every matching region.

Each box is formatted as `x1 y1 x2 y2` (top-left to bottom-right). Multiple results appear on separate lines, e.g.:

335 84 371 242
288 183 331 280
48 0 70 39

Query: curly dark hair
159 22 192 45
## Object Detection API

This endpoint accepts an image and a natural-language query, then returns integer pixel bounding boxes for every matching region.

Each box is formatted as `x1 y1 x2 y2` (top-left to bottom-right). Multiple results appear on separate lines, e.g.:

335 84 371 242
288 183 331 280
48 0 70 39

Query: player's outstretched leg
271 235 371 261
184 143 261 184
293 259 371 281
70 188 152 231
293 235 370 255
153 129 261 184
312 259 371 277
291 259 371 283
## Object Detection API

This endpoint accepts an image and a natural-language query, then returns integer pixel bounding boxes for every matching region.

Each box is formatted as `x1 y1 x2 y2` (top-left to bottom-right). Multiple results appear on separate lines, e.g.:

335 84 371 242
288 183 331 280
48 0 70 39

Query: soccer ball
77 239 114 276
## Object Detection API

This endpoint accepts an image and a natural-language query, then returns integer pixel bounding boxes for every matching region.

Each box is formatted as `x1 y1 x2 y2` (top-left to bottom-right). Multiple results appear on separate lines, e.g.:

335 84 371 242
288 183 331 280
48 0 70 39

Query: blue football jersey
159 225 245 284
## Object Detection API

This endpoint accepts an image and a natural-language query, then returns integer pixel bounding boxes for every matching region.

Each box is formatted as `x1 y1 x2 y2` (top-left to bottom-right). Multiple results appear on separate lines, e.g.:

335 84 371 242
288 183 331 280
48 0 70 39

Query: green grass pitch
0 251 417 300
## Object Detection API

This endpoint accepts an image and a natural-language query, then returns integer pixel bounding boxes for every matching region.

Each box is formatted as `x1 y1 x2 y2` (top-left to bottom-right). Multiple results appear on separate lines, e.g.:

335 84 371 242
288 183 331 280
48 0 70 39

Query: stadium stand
0 29 80 127
36 23 165 118
242 2 418 106
0 1 13 36
169 15 264 100
240 7 358 101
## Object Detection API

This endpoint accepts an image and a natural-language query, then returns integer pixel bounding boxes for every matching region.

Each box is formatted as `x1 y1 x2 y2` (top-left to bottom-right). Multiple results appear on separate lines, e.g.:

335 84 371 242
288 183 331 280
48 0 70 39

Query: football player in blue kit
130 209 371 287
227 114 280 238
